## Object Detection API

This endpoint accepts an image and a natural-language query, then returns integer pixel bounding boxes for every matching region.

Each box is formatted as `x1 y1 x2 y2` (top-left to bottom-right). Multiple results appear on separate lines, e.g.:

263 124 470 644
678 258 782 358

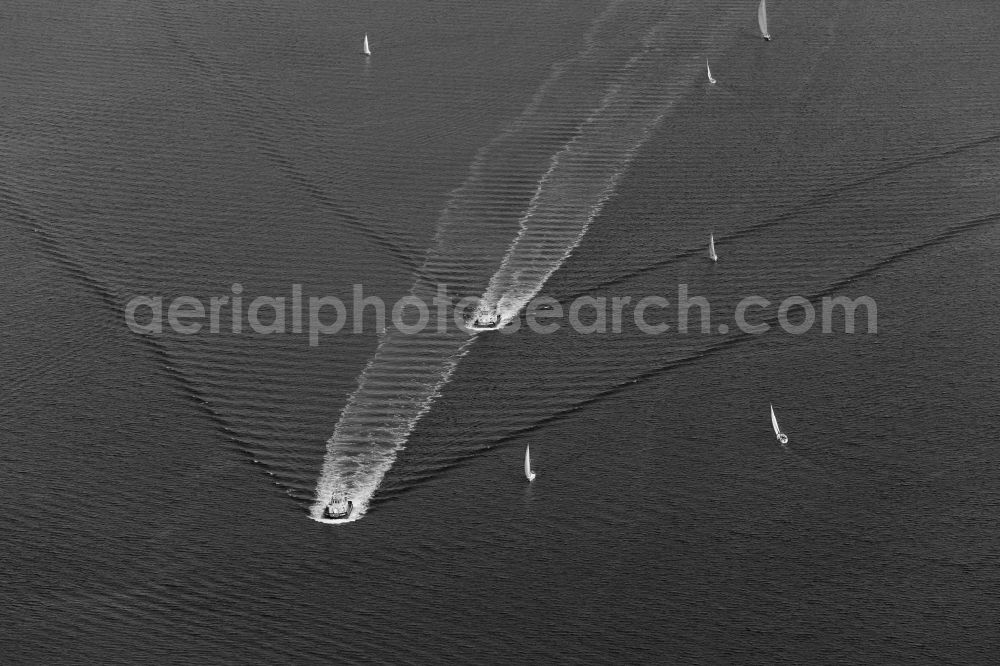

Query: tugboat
322 493 353 520
464 307 502 332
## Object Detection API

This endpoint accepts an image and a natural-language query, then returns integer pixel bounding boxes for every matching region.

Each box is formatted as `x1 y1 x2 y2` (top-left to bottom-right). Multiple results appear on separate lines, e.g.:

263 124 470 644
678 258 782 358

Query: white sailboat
758 0 771 40
363 34 371 56
770 403 788 445
708 233 718 262
706 59 716 85
524 445 536 482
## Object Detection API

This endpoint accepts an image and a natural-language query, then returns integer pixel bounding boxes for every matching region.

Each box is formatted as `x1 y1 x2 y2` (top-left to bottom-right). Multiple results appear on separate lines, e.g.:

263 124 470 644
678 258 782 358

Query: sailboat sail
758 0 770 39
363 34 371 56
770 403 788 444
706 59 716 84
524 445 536 481
709 233 718 261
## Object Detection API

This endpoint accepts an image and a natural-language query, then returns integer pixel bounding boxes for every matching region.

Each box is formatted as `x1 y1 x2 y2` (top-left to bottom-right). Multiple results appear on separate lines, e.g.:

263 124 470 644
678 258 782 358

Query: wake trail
341 200 1000 503
482 210 1000 446
148 0 423 266
561 131 1000 300
0 180 263 476
312 1 730 522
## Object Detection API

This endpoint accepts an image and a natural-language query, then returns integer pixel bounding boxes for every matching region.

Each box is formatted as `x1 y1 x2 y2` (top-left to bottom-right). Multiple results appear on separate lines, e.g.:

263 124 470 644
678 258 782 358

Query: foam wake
311 332 474 522
482 33 692 323
312 1 722 521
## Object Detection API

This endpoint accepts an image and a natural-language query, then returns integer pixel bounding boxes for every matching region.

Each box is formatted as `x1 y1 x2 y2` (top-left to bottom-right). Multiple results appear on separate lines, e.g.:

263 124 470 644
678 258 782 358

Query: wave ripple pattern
312 0 724 522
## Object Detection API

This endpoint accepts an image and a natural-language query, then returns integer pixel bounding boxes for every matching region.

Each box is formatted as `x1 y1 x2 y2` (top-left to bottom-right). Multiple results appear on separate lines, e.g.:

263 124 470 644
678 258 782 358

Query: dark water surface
3 0 999 661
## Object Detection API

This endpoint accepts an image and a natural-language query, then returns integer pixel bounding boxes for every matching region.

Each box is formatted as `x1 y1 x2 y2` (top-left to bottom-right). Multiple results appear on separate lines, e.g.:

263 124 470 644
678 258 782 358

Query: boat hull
464 318 503 332
323 500 354 520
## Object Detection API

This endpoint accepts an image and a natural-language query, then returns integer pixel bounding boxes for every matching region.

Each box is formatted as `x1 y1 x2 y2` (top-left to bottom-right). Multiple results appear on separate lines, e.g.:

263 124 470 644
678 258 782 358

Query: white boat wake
311 334 474 523
312 2 728 522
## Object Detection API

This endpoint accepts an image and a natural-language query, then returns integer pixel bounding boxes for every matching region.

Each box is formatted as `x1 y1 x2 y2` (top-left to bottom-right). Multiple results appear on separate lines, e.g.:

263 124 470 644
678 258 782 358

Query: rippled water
3 0 1000 661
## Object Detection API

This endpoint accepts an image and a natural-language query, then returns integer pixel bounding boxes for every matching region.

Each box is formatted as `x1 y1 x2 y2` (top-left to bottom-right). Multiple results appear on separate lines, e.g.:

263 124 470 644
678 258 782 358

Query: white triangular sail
770 403 788 444
758 0 770 40
706 59 716 85
363 34 371 56
709 233 718 261
524 445 536 481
